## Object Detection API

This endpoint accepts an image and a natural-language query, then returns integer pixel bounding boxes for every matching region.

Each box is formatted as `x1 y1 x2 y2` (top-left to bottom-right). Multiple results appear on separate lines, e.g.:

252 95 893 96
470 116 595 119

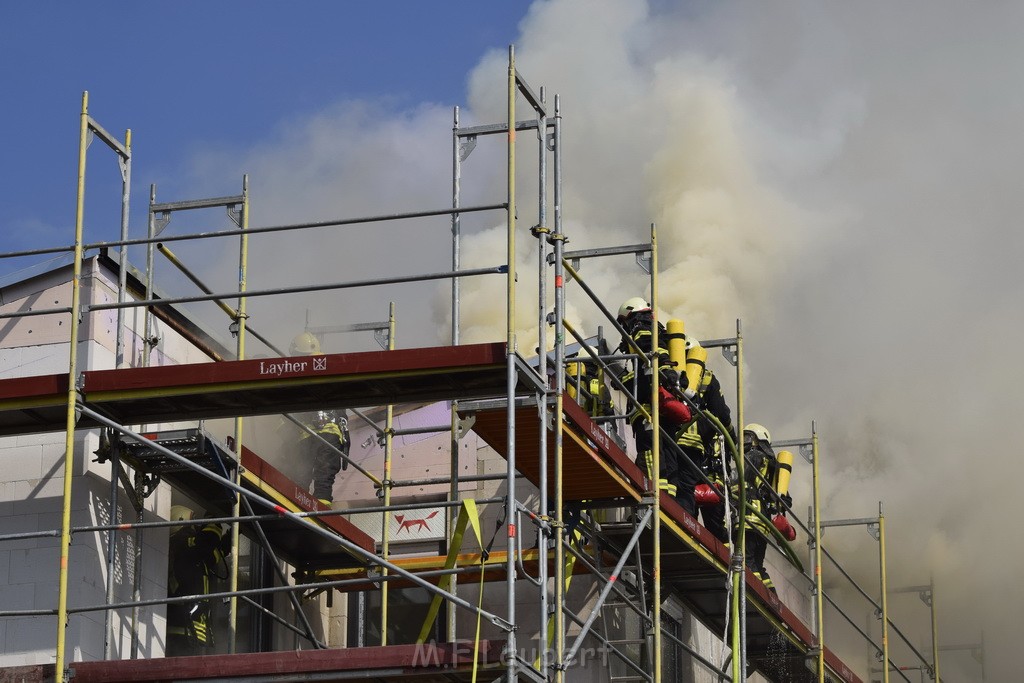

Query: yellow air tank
667 319 687 372
565 360 582 402
775 450 794 497
685 341 708 395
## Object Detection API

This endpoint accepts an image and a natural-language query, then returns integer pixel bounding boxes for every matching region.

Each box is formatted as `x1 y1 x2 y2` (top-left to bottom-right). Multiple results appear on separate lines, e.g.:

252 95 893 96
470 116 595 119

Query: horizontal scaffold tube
84 202 509 251
0 562 498 620
84 265 508 312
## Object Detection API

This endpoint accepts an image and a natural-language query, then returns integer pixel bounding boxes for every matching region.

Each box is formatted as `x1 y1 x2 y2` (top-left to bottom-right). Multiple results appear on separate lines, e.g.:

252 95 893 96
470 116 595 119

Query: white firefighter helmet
169 505 194 533
617 297 650 322
744 423 772 445
685 335 702 350
289 331 321 356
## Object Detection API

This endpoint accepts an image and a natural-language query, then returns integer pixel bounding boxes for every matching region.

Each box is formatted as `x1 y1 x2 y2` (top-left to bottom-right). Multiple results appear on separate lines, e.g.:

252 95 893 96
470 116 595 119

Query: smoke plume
186 1 1021 678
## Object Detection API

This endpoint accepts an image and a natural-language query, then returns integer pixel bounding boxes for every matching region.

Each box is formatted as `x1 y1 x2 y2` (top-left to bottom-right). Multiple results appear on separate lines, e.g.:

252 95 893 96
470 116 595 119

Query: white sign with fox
347 505 448 543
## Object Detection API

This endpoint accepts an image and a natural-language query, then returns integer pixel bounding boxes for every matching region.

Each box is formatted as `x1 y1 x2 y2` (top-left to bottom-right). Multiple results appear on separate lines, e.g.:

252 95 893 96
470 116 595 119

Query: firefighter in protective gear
565 355 614 419
616 299 695 512
289 331 321 356
674 337 734 543
166 508 231 655
731 424 793 594
299 409 350 505
287 331 350 505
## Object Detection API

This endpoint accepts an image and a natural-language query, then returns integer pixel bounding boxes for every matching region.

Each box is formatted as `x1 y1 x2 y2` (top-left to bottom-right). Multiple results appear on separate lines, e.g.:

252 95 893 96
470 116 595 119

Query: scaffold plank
62 640 506 682
0 342 512 436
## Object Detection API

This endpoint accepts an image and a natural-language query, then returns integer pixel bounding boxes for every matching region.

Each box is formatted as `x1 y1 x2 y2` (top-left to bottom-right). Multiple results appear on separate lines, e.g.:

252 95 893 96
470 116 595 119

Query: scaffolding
0 48 946 683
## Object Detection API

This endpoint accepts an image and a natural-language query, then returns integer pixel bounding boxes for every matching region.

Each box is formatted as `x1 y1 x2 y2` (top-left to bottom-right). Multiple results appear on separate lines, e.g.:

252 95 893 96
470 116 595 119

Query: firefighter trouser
685 445 729 543
633 424 697 516
167 574 212 656
745 528 775 593
301 432 344 502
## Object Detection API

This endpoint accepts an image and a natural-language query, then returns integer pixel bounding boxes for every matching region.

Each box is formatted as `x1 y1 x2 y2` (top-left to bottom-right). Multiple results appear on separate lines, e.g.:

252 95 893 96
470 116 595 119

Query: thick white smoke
186 1 1021 678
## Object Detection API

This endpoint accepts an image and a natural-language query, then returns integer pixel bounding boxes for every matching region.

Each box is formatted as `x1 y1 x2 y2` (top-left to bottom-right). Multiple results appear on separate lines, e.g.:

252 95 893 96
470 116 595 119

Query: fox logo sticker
394 510 439 535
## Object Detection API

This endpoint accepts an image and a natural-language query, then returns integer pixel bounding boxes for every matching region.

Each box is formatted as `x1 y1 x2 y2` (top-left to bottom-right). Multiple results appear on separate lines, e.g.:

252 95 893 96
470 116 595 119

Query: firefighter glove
694 483 722 507
772 514 797 542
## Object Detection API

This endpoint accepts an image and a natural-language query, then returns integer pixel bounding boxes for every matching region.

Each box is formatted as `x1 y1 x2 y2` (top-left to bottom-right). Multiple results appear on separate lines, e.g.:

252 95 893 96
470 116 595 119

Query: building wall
0 259 213 666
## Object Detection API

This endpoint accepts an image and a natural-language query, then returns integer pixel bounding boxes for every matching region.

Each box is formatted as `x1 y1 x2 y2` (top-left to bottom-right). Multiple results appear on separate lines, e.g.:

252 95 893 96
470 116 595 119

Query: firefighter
616 298 695 513
166 506 230 656
565 354 614 419
733 424 795 594
288 332 350 506
675 336 735 543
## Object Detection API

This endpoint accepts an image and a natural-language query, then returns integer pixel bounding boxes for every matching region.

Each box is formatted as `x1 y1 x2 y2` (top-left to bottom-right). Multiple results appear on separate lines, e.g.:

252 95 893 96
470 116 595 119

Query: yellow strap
416 500 484 644
472 536 485 682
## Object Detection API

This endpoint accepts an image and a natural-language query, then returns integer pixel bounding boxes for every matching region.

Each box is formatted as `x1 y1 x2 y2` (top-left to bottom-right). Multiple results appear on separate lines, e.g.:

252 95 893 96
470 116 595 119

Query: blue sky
0 2 528 259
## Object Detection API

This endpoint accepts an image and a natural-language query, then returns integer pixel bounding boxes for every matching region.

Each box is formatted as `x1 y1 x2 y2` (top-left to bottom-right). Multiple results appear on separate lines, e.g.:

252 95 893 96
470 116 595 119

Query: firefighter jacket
566 360 613 418
299 410 350 447
676 370 733 482
617 310 687 427
732 442 780 536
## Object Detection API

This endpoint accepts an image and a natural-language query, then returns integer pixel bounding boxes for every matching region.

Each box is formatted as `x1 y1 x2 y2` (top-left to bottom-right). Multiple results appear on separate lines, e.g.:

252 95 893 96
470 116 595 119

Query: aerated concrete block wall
0 259 223 665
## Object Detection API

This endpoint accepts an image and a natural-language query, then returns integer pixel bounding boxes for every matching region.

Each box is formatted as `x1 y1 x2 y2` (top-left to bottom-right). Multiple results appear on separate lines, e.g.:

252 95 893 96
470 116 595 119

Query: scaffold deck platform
0 640 507 683
0 342 512 437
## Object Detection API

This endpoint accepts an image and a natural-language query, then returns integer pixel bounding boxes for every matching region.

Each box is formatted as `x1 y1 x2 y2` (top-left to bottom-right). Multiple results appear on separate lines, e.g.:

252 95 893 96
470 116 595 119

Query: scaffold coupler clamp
730 551 745 574
228 312 249 337
545 231 567 246
490 615 515 632
377 427 396 448
530 224 550 239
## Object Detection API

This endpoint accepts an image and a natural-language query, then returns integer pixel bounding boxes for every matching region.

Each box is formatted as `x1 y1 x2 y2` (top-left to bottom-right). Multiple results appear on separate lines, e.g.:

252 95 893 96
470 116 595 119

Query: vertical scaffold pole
449 105 463 641
505 44 520 683
650 223 662 683
104 126 131 660
381 302 396 645
143 185 158 370
812 423 826 682
878 501 890 683
452 106 461 347
114 129 132 369
732 318 747 682
551 94 566 683
534 86 550 676
930 576 940 682
228 175 250 653
56 88 90 683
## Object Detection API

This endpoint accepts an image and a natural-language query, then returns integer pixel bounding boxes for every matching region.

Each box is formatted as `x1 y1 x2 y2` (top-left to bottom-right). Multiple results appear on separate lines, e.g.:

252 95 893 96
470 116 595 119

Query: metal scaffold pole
381 301 396 645
650 223 662 683
452 106 461 347
930 576 940 682
551 93 566 683
731 318 746 682
227 176 250 653
879 501 890 683
812 423 826 682
505 44 519 683
114 130 132 368
103 124 131 660
55 89 90 683
534 83 551 677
